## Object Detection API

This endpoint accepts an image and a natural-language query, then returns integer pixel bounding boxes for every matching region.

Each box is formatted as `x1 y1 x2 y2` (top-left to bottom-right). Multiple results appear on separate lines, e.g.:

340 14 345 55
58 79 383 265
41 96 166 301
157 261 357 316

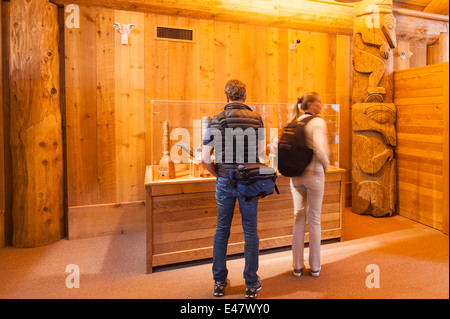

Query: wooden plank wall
0 1 4 247
394 62 449 233
1 1 12 246
393 40 428 71
65 8 146 238
64 6 353 239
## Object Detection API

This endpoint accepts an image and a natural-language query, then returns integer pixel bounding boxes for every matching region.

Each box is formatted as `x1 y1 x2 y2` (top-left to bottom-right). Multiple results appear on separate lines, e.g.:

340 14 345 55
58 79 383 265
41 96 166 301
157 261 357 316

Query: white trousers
290 168 325 272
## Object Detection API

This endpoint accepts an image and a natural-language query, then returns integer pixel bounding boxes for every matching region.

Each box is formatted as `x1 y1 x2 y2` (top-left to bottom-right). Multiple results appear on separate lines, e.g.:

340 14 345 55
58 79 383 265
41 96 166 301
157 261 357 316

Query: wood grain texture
96 8 116 203
442 62 449 234
427 32 449 65
68 201 145 239
394 62 448 231
423 0 449 14
9 0 63 247
65 5 98 206
1 1 12 246
66 10 353 234
52 0 355 35
336 35 352 185
393 41 428 71
50 0 450 40
0 2 4 247
114 10 145 202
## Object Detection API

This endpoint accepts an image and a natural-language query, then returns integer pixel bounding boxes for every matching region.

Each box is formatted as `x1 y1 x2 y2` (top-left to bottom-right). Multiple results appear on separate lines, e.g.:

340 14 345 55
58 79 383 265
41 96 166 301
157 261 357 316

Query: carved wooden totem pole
352 0 397 217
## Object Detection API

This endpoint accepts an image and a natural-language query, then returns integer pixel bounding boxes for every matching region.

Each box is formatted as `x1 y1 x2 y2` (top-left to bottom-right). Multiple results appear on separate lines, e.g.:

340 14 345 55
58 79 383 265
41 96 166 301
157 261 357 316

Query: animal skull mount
113 22 135 45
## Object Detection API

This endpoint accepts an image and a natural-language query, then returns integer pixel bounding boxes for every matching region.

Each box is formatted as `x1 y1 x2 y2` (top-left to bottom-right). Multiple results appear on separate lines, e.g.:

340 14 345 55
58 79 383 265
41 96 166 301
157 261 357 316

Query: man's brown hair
225 80 247 102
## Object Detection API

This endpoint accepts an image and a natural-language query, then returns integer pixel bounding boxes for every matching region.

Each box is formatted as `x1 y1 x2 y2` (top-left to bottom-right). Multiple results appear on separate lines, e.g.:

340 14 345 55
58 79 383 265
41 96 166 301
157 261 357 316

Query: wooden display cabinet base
145 165 346 274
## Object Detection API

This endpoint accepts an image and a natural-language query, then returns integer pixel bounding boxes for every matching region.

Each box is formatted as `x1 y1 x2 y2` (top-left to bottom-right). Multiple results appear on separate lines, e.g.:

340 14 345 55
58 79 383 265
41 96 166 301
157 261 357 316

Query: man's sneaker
245 277 262 299
293 268 302 277
213 279 229 297
311 269 320 277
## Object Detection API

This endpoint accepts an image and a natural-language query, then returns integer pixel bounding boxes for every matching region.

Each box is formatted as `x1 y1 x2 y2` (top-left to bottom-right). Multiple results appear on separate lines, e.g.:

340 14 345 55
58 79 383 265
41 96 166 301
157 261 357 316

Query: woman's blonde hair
290 91 320 122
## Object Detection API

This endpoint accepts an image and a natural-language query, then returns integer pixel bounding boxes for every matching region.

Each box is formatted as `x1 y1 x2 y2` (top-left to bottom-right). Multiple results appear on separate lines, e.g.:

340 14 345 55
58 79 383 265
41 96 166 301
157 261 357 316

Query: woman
290 92 330 278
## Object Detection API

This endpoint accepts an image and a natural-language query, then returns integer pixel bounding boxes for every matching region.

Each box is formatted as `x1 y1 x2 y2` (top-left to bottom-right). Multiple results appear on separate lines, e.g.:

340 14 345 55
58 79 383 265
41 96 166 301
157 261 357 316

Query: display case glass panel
147 100 339 182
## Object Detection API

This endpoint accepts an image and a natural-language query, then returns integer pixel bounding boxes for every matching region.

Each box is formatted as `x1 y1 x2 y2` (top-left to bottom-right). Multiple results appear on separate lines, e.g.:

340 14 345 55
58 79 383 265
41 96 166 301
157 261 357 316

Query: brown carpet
0 208 448 299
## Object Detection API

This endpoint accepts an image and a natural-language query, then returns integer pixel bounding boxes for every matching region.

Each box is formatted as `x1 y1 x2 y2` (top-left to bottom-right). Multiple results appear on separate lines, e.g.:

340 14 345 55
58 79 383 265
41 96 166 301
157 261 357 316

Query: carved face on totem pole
352 103 396 217
353 0 397 103
381 13 397 49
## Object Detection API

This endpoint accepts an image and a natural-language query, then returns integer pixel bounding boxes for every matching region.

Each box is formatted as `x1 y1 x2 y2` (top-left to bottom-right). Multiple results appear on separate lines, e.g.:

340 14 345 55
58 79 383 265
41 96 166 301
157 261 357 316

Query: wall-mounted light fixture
289 39 301 50
399 51 413 60
113 22 136 45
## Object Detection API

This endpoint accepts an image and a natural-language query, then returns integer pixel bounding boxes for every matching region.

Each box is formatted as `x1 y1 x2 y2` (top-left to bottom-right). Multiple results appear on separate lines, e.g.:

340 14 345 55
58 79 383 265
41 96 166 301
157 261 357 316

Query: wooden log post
9 0 64 247
1 2 5 247
427 31 450 65
351 0 397 217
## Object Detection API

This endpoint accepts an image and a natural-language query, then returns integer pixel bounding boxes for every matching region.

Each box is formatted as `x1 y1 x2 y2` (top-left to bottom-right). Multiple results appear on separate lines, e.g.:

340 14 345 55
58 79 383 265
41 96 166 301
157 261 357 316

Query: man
202 80 266 299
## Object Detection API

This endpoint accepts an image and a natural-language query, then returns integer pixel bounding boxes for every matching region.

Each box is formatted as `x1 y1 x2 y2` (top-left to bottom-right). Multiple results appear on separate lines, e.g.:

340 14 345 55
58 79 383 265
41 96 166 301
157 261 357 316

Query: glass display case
144 100 344 273
146 100 339 182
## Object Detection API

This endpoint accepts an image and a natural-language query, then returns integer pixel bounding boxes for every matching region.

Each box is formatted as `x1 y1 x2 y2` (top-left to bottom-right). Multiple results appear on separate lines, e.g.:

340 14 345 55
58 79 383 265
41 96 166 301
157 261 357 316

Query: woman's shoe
293 268 302 277
311 269 320 277
213 279 229 297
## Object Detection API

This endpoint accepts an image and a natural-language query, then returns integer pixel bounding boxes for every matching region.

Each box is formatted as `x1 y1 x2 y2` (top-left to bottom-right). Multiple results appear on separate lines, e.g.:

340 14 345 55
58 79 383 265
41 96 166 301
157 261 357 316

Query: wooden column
9 0 63 247
427 31 450 65
0 2 5 248
351 0 397 217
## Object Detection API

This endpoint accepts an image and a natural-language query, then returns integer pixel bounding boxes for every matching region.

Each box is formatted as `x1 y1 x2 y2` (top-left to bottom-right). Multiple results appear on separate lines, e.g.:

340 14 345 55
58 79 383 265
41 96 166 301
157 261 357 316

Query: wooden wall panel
113 10 145 203
394 40 429 71
198 19 215 102
96 9 116 204
238 24 267 103
336 35 353 189
0 1 4 247
427 31 449 65
65 6 98 206
65 8 353 239
394 62 449 232
213 21 240 99
265 28 289 104
443 62 449 234
1 1 12 245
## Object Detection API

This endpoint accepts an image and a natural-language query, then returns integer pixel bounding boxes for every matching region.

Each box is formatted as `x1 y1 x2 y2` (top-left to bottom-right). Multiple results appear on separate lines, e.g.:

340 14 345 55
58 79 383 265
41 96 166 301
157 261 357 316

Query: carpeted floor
0 208 448 299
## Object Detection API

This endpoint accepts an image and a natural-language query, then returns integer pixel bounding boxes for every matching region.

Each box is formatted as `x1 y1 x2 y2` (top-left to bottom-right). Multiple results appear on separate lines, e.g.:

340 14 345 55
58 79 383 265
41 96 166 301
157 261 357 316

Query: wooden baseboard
151 229 342 269
68 201 146 240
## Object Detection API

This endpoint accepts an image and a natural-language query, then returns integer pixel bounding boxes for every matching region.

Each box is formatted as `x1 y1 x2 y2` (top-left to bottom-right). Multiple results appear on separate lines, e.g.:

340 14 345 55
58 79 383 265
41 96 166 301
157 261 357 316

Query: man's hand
201 145 218 177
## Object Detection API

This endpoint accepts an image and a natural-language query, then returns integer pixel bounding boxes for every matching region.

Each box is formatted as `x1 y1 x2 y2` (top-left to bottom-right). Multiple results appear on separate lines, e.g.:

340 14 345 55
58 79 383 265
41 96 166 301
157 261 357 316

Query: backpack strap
274 183 280 195
299 115 318 125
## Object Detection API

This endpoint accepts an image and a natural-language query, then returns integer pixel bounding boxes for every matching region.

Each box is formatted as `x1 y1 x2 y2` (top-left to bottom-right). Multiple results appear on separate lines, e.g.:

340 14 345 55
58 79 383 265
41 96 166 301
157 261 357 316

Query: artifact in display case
158 121 175 179
146 100 340 183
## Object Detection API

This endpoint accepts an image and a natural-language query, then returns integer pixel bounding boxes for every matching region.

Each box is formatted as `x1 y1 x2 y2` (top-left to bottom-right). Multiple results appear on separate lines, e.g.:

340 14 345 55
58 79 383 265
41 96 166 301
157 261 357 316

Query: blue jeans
212 177 260 287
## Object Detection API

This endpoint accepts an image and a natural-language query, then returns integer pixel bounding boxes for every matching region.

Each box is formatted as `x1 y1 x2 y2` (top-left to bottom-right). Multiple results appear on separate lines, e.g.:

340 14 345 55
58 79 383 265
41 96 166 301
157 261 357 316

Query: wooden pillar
351 0 397 217
9 0 64 247
0 2 5 248
427 31 449 65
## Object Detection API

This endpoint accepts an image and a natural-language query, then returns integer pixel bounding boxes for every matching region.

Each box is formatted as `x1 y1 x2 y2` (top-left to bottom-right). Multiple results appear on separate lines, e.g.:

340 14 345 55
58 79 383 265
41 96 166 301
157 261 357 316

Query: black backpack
278 115 317 177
